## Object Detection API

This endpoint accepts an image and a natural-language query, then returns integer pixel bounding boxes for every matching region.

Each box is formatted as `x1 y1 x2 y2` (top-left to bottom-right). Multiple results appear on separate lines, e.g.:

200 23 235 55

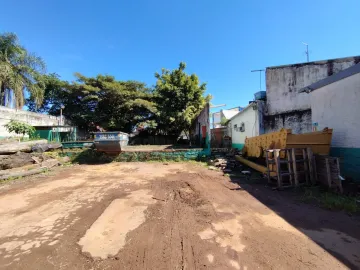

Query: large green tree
43 73 156 133
154 62 210 137
0 33 46 108
27 73 65 113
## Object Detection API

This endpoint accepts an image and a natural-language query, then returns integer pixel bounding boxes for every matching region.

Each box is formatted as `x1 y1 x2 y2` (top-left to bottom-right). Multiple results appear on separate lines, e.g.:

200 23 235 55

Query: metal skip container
93 132 129 154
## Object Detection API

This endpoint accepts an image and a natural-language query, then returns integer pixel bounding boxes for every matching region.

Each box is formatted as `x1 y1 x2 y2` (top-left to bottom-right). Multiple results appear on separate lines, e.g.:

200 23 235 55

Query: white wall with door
227 102 262 150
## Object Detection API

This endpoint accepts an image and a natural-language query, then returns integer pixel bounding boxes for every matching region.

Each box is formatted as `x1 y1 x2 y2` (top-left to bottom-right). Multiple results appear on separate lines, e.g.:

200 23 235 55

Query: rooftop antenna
302 42 309 62
251 69 265 90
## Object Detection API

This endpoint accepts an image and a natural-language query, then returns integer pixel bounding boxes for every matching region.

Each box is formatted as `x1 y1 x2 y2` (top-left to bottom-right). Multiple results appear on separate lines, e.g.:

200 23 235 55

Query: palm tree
0 32 46 108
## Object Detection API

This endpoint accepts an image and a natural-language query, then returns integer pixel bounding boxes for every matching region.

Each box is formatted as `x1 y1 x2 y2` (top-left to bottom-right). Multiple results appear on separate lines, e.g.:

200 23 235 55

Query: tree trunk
184 130 191 147
0 167 47 181
0 140 48 154
0 83 5 106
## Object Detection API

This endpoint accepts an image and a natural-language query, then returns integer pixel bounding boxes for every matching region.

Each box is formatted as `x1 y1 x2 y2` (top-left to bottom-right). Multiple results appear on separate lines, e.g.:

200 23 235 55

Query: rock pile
208 152 242 174
0 140 64 181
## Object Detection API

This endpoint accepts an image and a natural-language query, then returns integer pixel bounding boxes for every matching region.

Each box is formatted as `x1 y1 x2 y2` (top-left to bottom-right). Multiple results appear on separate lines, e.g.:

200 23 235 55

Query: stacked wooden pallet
265 148 315 188
264 148 343 193
315 155 343 193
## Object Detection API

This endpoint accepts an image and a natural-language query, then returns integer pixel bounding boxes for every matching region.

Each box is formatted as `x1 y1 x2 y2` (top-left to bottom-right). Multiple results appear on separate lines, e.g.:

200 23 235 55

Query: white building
226 101 265 150
299 63 360 180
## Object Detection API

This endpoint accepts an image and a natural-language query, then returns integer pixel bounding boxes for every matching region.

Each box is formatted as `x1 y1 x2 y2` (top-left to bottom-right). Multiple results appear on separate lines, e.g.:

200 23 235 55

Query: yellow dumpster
242 128 333 158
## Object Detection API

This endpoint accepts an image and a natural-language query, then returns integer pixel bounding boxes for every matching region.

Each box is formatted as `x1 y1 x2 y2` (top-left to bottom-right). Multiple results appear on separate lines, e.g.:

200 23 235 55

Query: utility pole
251 69 265 90
302 42 309 62
60 105 65 125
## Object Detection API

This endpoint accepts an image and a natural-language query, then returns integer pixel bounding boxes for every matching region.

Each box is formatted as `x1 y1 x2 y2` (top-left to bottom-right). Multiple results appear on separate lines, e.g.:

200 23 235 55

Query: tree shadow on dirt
228 169 360 269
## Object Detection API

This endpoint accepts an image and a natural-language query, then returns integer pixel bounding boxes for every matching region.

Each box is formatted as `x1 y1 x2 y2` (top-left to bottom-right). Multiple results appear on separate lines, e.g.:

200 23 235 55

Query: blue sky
1 0 359 111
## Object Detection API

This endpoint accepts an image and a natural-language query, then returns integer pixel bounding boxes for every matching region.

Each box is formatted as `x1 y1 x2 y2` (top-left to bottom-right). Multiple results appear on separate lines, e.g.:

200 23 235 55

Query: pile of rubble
208 151 243 174
0 140 66 181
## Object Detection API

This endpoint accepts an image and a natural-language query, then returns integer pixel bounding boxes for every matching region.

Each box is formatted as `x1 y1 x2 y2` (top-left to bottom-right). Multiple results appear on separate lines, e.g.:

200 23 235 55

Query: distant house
211 106 243 147
226 101 265 150
212 106 243 128
299 63 360 180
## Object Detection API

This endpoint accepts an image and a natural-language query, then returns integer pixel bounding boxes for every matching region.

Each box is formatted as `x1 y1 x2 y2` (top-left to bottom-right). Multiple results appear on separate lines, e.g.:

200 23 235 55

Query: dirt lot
0 162 359 269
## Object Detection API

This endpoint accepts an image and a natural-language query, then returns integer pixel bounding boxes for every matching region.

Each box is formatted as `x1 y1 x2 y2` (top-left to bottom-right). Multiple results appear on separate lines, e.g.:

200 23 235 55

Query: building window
240 122 245 132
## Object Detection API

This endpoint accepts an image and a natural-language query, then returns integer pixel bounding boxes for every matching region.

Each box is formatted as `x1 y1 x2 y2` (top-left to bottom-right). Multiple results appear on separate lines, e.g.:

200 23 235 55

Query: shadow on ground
228 168 360 269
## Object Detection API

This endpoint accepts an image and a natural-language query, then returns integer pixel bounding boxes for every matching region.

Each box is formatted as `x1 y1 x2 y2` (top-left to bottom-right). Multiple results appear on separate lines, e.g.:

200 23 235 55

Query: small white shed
226 101 265 150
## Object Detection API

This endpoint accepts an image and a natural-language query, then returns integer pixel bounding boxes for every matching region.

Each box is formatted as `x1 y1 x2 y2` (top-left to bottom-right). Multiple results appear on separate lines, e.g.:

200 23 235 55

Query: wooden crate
315 155 343 193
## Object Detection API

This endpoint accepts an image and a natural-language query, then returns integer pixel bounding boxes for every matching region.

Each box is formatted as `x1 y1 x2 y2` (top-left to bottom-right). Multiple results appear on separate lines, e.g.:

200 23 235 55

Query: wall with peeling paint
263 109 312 134
265 56 360 133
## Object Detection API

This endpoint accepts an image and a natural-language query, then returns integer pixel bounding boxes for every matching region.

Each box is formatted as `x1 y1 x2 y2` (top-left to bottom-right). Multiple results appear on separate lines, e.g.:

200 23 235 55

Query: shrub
4 120 35 137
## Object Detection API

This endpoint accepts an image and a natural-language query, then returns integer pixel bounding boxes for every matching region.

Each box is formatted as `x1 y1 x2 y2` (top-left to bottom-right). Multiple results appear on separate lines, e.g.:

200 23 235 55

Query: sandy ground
0 162 359 269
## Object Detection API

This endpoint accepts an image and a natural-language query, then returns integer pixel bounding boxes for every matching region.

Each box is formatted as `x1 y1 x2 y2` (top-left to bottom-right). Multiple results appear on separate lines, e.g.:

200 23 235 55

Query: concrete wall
227 101 264 150
0 106 62 138
263 109 312 134
309 72 360 180
257 100 266 135
265 56 360 133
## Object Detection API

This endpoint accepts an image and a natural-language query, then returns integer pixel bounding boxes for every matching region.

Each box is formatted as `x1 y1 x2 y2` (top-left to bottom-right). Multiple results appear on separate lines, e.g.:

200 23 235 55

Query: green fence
32 126 77 143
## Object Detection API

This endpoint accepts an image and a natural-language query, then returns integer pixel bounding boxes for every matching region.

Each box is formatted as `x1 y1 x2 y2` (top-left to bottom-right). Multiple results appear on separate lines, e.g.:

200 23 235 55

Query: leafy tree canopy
27 73 65 113
220 117 229 126
154 62 211 137
25 62 210 138
32 73 157 133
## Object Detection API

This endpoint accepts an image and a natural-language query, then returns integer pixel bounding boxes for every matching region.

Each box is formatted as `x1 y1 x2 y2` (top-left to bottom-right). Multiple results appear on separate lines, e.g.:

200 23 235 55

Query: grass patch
301 186 359 214
0 175 22 182
43 151 61 159
70 149 207 164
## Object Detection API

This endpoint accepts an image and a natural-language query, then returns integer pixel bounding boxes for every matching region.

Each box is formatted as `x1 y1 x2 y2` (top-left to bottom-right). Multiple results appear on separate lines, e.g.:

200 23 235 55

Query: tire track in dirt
1 163 359 269
93 176 234 269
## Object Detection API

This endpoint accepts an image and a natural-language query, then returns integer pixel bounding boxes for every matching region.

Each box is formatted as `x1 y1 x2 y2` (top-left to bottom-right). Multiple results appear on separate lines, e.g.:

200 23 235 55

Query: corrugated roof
299 63 360 93
222 110 240 119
